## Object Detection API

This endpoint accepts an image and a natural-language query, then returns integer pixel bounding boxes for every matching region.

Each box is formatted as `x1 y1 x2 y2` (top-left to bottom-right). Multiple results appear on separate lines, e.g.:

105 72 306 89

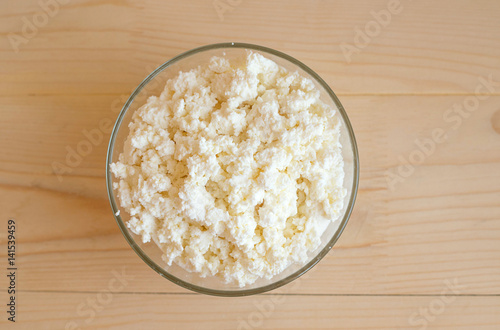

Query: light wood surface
1 0 500 329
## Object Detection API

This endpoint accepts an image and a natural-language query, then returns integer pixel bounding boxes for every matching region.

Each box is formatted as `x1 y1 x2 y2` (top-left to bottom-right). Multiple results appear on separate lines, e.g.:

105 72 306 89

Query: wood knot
492 109 500 135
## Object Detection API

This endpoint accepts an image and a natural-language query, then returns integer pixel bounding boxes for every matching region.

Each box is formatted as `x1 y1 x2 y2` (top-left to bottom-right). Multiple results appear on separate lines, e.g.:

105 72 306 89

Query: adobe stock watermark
237 272 309 330
213 0 243 22
408 278 468 329
7 0 70 53
237 294 287 330
340 0 408 63
65 267 135 330
51 65 167 182
385 73 500 191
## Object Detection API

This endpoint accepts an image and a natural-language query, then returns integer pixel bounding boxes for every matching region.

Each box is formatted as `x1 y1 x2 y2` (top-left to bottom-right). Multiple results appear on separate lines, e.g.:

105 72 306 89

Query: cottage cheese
111 51 346 287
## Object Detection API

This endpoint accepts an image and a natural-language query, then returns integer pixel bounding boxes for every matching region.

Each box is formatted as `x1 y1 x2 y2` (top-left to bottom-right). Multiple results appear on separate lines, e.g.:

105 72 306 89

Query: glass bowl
106 42 359 296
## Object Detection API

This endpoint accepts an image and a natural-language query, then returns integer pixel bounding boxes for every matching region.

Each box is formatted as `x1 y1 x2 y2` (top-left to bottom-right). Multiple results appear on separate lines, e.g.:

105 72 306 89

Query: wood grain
1 292 499 329
1 0 500 328
2 0 500 96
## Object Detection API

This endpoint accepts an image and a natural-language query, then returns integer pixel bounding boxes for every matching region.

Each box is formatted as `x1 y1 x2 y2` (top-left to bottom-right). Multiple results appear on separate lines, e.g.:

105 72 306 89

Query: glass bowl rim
106 42 359 297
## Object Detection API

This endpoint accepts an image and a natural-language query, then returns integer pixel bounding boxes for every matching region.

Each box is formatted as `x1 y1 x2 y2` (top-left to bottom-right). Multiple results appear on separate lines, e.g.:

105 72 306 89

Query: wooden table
1 0 500 328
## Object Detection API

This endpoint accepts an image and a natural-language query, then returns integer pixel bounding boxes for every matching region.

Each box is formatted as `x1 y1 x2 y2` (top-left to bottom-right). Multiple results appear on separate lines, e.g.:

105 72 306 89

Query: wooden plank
1 292 498 329
2 94 499 176
1 0 500 96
